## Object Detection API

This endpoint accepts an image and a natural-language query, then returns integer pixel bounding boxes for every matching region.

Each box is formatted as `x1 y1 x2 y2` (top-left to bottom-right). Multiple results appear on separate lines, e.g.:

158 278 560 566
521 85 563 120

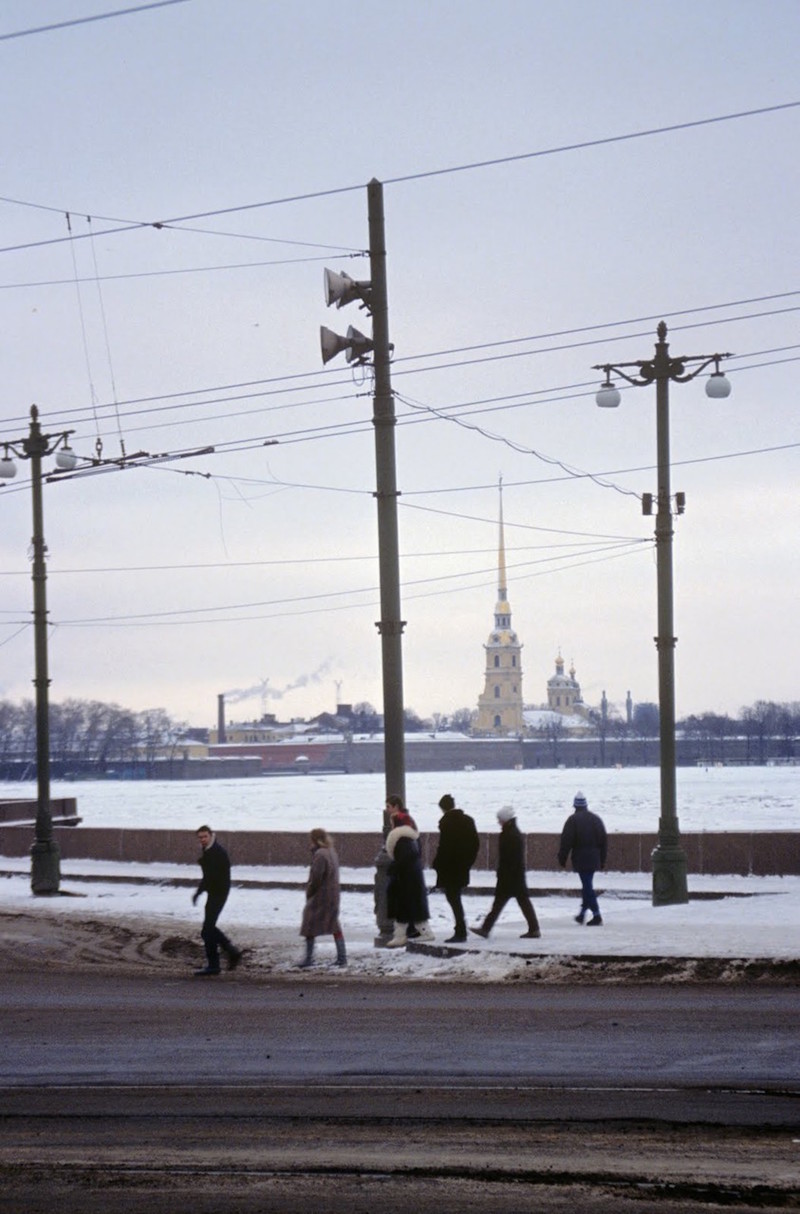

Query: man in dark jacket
433 793 480 943
192 825 242 975
471 806 540 940
558 791 608 926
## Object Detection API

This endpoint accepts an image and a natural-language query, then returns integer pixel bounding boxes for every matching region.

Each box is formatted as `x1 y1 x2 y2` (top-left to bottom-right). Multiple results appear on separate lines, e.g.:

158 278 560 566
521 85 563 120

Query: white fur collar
386 823 419 858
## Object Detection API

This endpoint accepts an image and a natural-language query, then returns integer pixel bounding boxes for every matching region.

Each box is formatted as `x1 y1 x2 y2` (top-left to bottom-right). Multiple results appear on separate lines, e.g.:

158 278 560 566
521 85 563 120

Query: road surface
2 970 798 1211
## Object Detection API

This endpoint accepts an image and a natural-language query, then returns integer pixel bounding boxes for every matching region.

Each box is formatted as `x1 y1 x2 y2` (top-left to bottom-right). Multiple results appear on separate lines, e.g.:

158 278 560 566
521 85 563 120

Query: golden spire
498 475 507 600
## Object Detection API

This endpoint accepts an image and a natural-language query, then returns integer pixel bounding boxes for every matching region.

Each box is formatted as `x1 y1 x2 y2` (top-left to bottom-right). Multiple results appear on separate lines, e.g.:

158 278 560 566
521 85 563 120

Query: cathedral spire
475 477 524 735
498 475 507 601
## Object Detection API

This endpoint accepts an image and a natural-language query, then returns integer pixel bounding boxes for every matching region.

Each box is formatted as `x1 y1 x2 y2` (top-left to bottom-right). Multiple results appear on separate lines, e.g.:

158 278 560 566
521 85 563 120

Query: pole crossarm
593 352 732 387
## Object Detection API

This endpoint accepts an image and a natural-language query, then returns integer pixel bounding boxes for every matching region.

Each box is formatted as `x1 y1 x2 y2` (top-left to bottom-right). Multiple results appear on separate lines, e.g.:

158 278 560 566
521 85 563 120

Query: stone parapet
0 826 797 876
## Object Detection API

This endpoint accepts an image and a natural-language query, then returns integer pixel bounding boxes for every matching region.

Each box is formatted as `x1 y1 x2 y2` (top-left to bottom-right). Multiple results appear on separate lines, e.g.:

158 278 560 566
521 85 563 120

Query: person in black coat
558 791 608 925
471 806 540 940
385 796 433 948
433 793 480 943
192 825 242 975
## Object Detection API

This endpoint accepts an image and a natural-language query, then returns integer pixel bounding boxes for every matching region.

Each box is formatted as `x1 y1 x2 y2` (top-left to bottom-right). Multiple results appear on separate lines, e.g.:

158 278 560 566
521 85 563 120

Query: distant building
546 652 587 717
474 482 524 734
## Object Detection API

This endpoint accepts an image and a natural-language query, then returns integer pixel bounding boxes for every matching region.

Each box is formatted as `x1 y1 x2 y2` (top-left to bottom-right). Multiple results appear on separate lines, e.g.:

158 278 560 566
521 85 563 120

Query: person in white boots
385 795 434 947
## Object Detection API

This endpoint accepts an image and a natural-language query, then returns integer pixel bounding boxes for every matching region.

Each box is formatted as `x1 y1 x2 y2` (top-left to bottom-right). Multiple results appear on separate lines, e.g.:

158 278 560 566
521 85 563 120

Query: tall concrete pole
367 179 406 815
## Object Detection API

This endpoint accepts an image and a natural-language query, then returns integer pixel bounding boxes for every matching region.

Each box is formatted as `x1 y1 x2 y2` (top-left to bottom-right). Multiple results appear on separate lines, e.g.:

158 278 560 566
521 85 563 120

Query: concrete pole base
651 844 688 906
30 839 61 896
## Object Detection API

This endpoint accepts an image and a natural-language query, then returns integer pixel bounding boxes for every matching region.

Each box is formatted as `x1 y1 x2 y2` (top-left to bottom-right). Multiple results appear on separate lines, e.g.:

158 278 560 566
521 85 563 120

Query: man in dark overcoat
558 791 608 925
433 793 480 943
192 825 242 975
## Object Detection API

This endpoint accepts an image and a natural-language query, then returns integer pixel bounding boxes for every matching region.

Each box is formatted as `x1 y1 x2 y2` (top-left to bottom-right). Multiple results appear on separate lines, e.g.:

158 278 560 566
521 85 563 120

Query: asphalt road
2 970 798 1212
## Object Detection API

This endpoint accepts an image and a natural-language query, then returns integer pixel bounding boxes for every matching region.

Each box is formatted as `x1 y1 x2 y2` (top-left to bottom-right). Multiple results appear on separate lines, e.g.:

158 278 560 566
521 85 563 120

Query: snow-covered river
1 764 796 834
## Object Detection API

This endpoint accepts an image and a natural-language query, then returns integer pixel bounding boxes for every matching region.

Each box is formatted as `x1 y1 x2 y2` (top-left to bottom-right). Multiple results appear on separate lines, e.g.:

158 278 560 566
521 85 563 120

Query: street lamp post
1 406 77 894
594 322 732 906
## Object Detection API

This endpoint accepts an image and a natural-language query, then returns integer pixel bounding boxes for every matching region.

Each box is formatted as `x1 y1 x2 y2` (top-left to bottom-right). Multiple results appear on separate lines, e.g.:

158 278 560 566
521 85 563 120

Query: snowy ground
2 767 797 982
1 857 798 984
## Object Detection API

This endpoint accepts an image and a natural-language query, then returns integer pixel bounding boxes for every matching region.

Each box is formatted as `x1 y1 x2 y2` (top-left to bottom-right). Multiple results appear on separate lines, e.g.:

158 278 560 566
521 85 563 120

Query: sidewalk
1 857 797 983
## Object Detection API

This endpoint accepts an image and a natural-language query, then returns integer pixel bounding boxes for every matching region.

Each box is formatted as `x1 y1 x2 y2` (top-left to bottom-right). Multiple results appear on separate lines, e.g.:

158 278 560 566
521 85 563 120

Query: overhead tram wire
51 540 651 628
2 292 796 442
0 0 192 42
0 538 632 578
0 100 797 256
0 252 362 292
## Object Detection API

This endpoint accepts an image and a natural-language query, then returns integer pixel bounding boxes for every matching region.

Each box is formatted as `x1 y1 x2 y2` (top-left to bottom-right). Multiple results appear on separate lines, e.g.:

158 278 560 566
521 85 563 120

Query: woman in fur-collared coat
298 828 346 968
384 795 433 948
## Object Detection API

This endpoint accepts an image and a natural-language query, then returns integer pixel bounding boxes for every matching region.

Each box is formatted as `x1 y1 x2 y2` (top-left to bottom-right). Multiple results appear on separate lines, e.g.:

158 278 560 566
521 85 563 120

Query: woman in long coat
385 795 434 947
471 805 540 940
299 827 346 967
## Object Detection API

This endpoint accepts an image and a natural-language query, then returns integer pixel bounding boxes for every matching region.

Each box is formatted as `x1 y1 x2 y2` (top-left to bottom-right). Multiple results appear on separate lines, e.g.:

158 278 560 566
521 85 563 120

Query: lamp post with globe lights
0 406 78 894
593 322 732 906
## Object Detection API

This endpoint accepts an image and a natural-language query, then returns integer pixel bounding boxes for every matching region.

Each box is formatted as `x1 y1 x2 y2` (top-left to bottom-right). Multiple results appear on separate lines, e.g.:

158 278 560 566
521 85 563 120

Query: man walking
192 825 242 975
471 806 541 940
558 791 608 926
432 793 480 943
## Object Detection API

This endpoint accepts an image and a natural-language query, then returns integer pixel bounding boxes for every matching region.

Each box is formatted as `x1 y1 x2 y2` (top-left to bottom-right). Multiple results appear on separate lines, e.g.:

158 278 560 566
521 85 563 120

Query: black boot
298 937 315 968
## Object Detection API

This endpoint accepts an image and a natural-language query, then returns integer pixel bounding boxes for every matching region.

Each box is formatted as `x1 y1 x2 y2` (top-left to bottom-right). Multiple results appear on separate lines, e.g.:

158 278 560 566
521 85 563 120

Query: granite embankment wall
0 821 797 876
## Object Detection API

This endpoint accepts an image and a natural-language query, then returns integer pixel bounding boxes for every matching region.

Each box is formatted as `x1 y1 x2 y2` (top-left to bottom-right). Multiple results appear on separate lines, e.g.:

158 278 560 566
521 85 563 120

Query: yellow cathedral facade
474 484 589 735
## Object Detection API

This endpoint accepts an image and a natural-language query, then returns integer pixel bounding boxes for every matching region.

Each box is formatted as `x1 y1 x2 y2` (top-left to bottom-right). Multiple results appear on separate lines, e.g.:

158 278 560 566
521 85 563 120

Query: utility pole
320 180 406 943
367 178 406 811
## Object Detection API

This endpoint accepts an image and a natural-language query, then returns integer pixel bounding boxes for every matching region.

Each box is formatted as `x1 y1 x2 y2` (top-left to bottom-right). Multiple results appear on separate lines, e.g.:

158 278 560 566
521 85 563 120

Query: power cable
0 292 795 436
0 0 191 42
47 541 649 627
0 539 626 578
1 101 796 255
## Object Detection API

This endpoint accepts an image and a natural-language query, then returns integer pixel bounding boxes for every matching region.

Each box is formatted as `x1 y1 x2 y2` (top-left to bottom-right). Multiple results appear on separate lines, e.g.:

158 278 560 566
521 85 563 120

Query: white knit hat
497 805 516 823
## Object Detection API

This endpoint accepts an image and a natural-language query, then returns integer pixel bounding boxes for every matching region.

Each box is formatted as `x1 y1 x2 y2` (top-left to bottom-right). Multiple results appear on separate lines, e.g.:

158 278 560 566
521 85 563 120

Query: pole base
651 844 688 906
30 839 61 896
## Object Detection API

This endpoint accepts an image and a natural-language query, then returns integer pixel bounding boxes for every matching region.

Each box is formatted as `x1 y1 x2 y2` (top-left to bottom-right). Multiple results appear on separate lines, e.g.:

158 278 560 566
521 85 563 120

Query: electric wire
34 541 650 628
0 0 191 42
396 389 639 499
0 101 797 256
87 216 126 457
0 291 796 438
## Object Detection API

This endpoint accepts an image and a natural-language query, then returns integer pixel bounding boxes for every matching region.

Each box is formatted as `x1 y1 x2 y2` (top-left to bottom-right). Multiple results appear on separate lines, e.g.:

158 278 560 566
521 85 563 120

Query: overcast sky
0 0 797 729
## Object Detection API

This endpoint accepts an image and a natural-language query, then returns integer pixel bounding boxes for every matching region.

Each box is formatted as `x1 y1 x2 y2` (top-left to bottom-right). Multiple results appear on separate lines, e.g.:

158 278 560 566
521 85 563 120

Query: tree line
0 699 187 777
0 696 796 777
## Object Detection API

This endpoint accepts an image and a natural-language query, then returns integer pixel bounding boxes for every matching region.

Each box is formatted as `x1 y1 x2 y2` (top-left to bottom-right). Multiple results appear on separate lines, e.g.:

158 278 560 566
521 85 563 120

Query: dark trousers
442 884 467 937
579 871 600 917
482 890 539 934
201 894 232 970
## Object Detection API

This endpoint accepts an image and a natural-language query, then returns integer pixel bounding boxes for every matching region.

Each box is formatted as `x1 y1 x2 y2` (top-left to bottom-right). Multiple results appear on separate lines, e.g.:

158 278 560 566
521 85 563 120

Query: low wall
0 826 797 876
0 798 78 824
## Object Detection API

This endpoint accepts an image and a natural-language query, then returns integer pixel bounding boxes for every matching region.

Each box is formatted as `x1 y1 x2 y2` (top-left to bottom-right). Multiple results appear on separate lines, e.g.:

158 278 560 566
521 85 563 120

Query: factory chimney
217 694 226 744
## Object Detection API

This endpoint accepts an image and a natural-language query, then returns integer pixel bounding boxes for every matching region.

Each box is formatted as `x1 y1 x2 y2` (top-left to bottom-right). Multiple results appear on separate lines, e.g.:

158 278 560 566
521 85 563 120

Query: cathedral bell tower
475 480 524 734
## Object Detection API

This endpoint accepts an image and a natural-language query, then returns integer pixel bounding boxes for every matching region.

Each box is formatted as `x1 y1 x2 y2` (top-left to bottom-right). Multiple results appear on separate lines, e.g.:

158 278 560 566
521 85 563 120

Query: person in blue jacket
558 791 608 926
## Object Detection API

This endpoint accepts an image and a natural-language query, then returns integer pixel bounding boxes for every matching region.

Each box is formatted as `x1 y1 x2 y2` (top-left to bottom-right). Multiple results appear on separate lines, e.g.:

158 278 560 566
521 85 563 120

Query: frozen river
1 765 796 834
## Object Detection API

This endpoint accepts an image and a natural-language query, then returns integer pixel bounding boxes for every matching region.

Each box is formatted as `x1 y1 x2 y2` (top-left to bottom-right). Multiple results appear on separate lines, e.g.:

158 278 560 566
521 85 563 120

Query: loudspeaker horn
345 325 374 363
324 267 372 310
320 325 351 365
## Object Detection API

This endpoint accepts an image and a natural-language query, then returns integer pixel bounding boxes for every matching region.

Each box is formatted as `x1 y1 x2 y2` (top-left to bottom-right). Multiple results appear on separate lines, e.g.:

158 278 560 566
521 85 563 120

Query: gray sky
0 0 797 728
